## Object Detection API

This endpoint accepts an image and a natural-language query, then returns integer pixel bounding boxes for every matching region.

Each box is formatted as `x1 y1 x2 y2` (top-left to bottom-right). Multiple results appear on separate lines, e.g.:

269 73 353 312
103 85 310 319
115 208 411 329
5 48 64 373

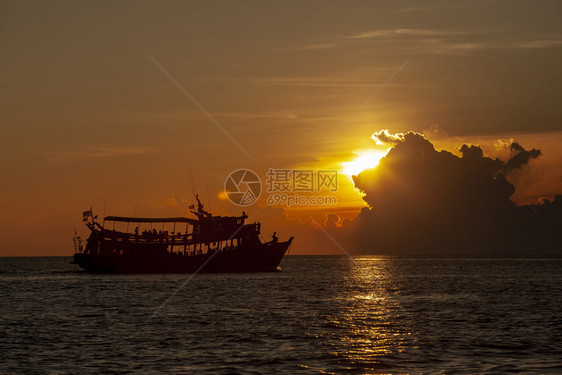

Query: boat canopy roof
104 216 198 224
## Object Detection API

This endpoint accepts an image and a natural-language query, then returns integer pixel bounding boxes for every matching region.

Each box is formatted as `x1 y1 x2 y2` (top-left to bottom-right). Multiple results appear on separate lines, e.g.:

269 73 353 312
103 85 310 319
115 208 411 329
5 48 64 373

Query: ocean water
1 256 561 374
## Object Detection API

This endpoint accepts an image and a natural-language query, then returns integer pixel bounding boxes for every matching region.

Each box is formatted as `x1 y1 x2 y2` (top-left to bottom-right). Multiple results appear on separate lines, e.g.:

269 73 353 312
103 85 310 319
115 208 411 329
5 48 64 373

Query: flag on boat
82 209 93 220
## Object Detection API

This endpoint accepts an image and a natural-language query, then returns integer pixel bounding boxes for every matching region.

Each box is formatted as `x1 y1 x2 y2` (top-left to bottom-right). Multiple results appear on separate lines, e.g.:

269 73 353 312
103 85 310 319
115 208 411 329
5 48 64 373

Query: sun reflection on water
314 257 415 371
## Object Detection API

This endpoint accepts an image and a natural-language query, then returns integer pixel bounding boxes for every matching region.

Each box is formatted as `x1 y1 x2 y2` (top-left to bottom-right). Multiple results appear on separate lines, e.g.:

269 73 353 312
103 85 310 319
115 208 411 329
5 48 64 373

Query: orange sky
1 1 561 255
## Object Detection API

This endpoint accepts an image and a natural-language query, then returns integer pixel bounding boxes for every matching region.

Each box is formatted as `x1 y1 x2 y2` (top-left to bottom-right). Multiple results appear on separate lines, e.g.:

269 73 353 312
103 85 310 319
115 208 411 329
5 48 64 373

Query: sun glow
342 150 389 176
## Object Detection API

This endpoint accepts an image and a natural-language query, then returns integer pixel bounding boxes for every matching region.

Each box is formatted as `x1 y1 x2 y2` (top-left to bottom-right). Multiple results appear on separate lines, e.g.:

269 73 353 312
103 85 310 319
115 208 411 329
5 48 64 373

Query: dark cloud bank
330 132 561 256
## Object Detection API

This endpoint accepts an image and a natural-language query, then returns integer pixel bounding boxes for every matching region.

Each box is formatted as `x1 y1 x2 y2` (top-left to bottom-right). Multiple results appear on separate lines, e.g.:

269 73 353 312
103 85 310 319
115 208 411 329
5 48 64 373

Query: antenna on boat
205 176 211 211
103 195 107 223
185 160 211 218
184 161 198 197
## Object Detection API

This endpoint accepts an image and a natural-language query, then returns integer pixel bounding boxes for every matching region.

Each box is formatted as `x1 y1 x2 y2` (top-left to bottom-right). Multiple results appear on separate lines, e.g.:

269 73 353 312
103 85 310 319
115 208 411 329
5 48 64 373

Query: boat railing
99 229 192 244
97 222 261 246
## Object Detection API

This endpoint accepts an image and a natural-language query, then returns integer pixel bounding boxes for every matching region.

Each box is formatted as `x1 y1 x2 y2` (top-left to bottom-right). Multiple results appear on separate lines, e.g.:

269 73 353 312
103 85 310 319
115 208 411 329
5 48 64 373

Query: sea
1 256 561 374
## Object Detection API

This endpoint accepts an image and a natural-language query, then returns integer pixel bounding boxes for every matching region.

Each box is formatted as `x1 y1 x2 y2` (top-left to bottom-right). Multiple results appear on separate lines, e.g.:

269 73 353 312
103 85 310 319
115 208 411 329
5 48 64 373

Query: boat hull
72 240 291 273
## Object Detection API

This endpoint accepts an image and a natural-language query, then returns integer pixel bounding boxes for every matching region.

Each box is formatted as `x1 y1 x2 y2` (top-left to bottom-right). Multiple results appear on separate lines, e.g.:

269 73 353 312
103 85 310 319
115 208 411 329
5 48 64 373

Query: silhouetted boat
72 196 293 273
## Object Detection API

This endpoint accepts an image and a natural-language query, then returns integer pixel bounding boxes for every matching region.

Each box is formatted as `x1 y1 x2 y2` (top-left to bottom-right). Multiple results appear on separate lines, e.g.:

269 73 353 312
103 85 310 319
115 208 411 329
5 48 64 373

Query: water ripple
0 256 561 374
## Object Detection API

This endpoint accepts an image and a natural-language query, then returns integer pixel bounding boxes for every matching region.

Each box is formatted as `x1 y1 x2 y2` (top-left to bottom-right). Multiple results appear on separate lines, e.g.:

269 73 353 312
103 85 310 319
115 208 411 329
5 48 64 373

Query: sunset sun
342 150 389 176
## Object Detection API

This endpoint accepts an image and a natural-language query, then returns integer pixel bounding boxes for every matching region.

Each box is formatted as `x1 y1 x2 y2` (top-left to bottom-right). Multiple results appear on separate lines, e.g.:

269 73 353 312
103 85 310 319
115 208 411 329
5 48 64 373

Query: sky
1 0 561 255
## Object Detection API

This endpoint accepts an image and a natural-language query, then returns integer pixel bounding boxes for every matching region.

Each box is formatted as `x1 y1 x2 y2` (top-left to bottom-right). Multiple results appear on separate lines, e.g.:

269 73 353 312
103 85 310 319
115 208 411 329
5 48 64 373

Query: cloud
422 124 449 140
391 1 489 14
494 138 515 150
257 77 407 88
517 40 562 49
349 28 456 39
294 43 337 50
328 131 560 255
47 146 154 162
216 111 299 120
371 129 405 145
302 27 562 56
505 142 542 173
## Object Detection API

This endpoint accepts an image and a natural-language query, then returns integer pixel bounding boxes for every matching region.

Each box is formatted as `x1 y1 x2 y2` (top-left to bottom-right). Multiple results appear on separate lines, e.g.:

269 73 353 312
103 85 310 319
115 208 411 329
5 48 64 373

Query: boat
72 196 293 273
